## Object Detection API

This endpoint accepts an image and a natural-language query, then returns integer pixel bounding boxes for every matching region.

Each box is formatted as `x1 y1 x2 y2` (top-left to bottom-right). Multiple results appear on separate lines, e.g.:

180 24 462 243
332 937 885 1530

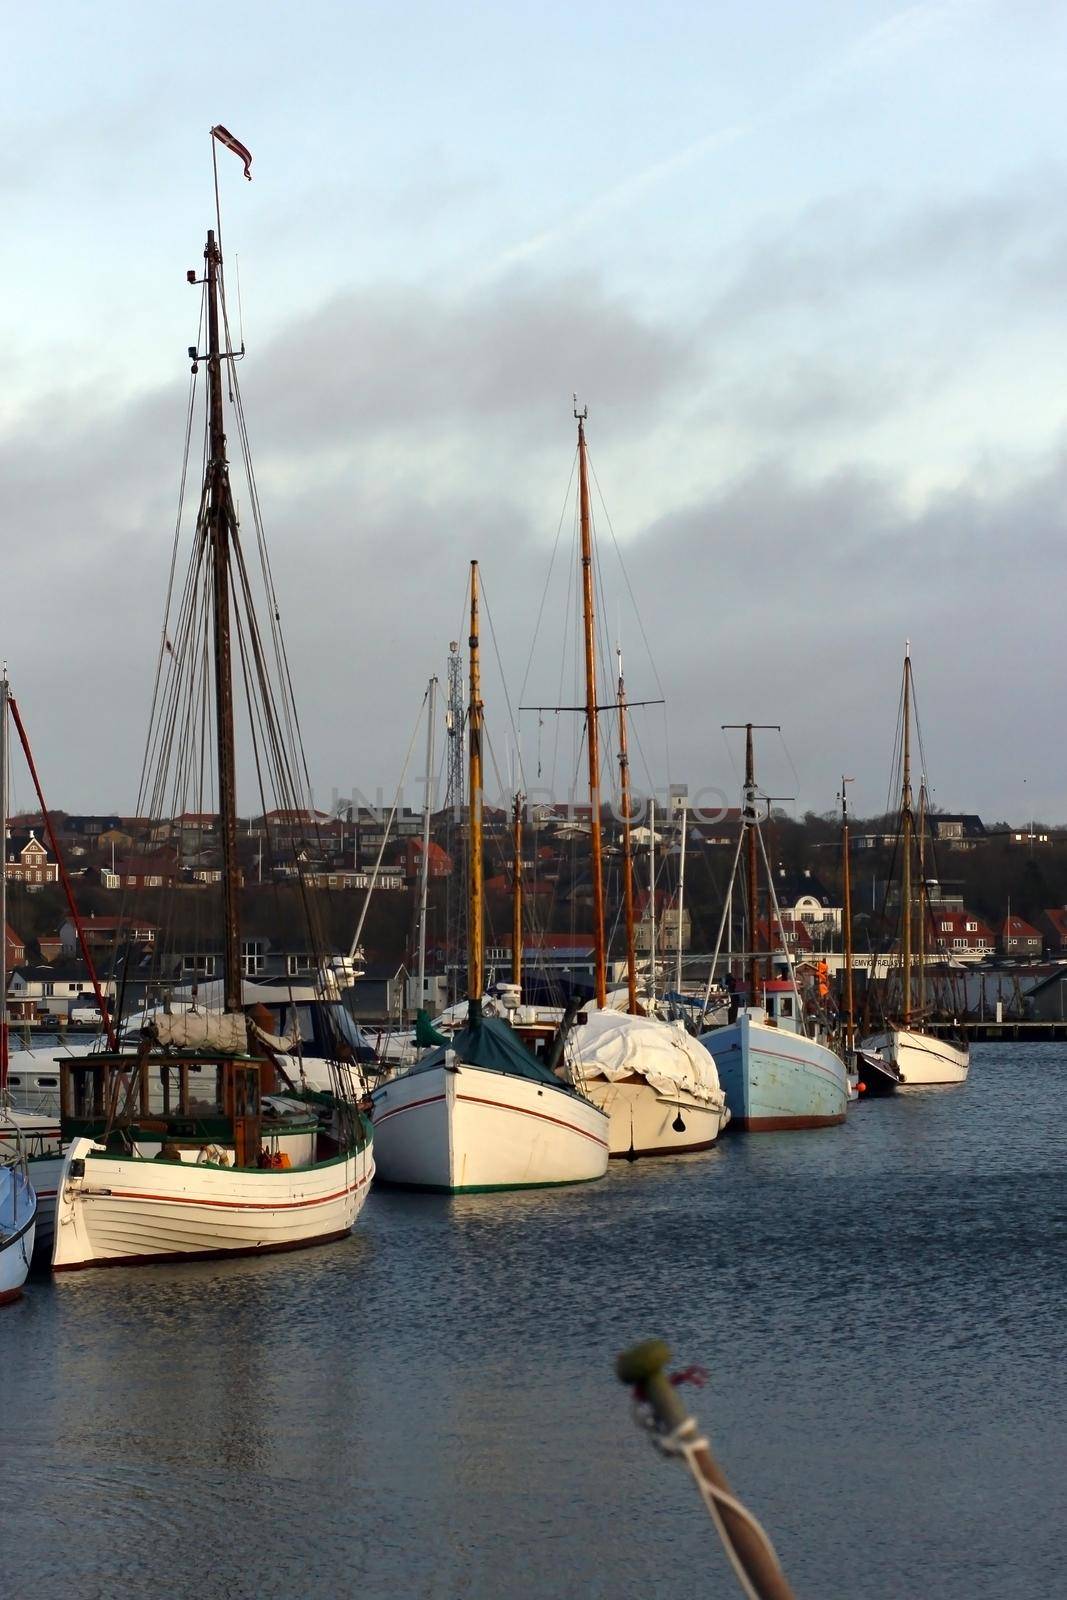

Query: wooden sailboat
861 648 970 1086
369 561 610 1192
0 668 37 1302
699 726 849 1130
548 410 728 1157
51 203 374 1270
842 776 900 1096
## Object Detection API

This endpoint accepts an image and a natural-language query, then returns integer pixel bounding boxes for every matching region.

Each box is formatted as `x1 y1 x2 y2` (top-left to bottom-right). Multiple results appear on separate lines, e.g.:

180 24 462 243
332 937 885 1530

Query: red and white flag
211 124 252 181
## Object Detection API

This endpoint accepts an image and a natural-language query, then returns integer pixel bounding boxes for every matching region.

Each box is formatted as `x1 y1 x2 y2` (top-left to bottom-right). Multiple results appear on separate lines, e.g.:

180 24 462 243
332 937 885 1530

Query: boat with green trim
50 169 375 1267
370 560 609 1191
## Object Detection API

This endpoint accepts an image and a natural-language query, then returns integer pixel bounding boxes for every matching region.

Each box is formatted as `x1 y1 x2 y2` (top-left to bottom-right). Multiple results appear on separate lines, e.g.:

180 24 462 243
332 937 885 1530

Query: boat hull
582 1077 729 1157
0 1166 37 1303
371 1064 609 1191
51 1136 374 1270
701 1016 848 1131
862 1028 969 1086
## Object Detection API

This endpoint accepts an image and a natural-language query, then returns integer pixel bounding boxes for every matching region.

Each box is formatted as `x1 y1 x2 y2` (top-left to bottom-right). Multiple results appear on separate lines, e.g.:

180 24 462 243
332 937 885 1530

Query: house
7 961 117 1021
633 889 691 955
1037 908 1067 956
403 838 453 880
753 914 814 955
101 854 179 890
5 923 25 966
929 814 986 850
773 871 842 935
924 908 994 960
999 914 1043 959
58 916 158 955
5 830 59 887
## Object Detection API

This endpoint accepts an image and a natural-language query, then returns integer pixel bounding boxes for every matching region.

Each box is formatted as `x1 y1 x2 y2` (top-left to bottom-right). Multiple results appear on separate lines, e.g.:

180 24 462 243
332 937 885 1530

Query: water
3 1044 1065 1599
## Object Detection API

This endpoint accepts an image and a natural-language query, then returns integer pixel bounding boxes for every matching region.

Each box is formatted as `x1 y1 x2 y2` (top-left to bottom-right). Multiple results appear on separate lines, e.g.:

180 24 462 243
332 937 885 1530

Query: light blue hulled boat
701 981 848 1131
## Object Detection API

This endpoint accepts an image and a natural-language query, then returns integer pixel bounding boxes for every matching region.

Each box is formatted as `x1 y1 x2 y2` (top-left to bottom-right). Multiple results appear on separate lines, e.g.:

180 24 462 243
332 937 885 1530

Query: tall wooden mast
576 405 608 1009
900 646 913 1028
745 724 761 1007
511 791 524 990
468 561 484 1012
0 668 7 1084
204 229 243 1013
615 649 638 1014
841 776 855 1058
916 776 927 1018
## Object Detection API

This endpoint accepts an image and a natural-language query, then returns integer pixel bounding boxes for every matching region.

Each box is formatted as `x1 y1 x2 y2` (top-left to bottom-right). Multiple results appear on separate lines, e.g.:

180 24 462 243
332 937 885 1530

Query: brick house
999 914 1043 959
5 831 59 887
925 908 994 959
1037 908 1067 956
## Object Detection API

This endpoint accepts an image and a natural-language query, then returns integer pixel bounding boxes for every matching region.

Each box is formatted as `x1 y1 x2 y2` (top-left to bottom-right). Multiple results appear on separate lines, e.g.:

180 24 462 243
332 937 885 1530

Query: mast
576 404 608 1010
648 797 657 1002
511 791 524 990
841 776 855 1059
745 724 761 1007
901 647 913 1028
916 775 927 1018
0 668 7 1090
675 794 688 997
204 228 242 1012
468 561 484 1012
615 649 638 1014
416 676 438 1009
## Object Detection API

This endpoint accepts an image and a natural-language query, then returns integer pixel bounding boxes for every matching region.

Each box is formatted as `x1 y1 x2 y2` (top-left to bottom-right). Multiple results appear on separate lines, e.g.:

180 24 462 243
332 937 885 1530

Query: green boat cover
415 1008 450 1048
409 1007 569 1090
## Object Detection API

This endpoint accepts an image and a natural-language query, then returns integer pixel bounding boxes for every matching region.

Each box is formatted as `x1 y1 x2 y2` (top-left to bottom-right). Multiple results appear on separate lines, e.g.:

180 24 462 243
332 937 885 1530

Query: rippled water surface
3 1044 1065 1599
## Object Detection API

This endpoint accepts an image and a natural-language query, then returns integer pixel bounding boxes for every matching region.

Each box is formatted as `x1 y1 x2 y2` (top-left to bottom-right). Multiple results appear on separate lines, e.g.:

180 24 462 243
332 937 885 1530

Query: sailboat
50 190 374 1269
699 726 849 1130
861 648 970 1087
840 776 900 1096
1 671 38 1301
369 561 610 1192
514 410 728 1156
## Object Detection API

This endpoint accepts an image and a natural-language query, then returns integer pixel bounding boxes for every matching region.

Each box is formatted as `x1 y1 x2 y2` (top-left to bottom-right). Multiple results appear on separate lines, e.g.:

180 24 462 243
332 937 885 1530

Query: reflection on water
3 1045 1066 1598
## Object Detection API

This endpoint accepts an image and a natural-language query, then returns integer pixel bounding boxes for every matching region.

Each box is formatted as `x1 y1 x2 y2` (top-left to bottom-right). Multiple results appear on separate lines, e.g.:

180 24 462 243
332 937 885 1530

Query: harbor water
3 1042 1064 1599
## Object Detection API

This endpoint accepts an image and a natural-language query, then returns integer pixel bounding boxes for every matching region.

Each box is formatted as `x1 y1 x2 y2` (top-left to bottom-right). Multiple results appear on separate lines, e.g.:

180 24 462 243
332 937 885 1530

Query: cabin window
780 997 793 1017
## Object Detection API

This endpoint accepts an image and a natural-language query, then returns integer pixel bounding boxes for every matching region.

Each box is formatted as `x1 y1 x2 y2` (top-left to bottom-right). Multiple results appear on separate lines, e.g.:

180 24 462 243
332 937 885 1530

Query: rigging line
135 358 202 816
517 447 579 712
347 687 429 963
588 454 666 702
776 728 802 807
478 570 528 797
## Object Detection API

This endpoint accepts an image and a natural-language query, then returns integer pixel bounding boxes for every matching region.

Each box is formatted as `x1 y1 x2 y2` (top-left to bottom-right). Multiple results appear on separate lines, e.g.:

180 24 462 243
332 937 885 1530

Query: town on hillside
5 796 1067 1028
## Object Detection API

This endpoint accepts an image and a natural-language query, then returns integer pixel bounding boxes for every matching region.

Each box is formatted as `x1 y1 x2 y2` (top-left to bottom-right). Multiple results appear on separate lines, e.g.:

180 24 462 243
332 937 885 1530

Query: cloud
3 226 1066 826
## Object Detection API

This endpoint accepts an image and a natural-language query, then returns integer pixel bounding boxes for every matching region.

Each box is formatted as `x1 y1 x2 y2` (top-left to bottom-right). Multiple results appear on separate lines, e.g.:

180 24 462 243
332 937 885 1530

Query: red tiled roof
1001 913 1041 938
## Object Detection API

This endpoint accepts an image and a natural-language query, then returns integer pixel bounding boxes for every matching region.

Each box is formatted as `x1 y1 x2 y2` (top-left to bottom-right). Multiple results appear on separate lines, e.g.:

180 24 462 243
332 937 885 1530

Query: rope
631 1399 786 1600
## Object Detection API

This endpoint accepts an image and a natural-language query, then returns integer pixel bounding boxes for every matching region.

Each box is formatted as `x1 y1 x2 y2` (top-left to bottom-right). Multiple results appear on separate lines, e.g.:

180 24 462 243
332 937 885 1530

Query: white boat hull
371 1064 609 1191
862 1028 970 1086
582 1077 730 1157
27 1153 62 1263
0 1165 37 1304
51 1135 374 1270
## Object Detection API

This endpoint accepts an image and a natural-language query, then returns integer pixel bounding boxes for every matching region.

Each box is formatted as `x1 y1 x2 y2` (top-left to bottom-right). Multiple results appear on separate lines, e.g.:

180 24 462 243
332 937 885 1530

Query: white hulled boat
49 186 374 1269
371 1002 608 1191
0 1161 36 1305
564 1009 729 1155
370 560 609 1191
861 1027 969 1086
860 648 970 1087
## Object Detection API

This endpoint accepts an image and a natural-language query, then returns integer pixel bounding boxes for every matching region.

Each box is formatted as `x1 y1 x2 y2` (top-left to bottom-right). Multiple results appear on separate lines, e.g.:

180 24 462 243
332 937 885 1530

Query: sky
3 0 1067 823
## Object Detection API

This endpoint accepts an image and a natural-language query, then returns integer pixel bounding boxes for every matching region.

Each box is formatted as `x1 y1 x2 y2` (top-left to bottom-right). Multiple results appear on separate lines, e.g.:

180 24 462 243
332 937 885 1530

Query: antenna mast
576 402 608 1009
444 640 465 1002
468 565 484 1012
203 228 243 1012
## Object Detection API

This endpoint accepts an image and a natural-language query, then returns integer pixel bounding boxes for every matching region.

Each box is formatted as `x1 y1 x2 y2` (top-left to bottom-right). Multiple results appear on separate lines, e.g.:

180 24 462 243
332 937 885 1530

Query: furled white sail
565 1010 722 1103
